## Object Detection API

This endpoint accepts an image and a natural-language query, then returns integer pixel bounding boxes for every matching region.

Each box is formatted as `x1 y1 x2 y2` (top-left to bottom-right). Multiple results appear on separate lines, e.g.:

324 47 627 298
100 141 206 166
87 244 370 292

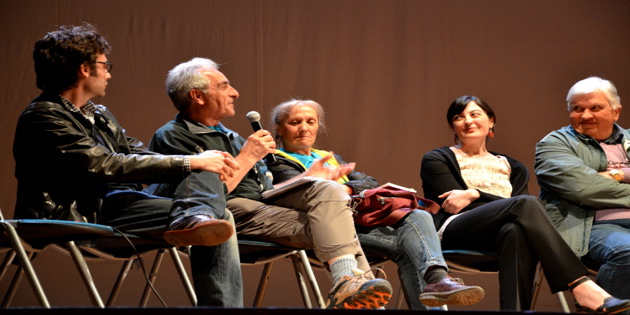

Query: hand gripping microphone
246 111 277 163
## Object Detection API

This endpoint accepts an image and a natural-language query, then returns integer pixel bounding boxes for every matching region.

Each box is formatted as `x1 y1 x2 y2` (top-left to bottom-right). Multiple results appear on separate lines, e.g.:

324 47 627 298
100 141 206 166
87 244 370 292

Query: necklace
452 146 491 158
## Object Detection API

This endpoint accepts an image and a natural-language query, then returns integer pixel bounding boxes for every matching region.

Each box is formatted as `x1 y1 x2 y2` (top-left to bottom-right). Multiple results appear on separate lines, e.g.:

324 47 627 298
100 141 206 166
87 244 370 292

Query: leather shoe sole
163 218 233 247
419 285 485 307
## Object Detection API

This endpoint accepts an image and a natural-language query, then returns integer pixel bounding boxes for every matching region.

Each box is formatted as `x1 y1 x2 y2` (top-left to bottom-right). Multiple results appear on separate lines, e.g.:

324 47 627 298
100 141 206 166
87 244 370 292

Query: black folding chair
0 213 195 308
443 249 570 313
238 239 325 308
0 218 51 307
76 230 196 306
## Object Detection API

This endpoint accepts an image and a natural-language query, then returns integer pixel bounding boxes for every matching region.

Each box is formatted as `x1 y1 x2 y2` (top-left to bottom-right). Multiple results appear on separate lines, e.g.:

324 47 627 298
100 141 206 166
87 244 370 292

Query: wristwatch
609 169 624 182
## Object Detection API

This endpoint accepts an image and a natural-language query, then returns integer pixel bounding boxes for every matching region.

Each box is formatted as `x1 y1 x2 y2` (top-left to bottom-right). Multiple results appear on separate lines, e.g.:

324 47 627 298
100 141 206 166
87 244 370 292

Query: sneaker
326 269 393 309
419 276 485 307
163 214 234 247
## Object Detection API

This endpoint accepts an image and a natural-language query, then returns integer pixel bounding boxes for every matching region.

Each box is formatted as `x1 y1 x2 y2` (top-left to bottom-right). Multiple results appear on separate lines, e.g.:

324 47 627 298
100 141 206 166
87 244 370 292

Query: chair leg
531 263 543 309
531 263 570 313
106 259 135 306
139 248 166 307
556 291 571 313
65 240 105 308
168 247 196 306
290 253 313 308
395 285 405 309
2 261 22 307
373 264 386 278
253 262 274 307
0 250 16 283
297 250 325 308
1 253 35 308
1 222 50 308
0 251 16 307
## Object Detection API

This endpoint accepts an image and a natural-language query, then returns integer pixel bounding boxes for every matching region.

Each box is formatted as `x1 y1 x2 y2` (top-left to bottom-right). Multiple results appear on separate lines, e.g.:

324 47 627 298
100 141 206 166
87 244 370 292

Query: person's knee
513 195 543 206
401 210 435 231
408 209 432 221
604 242 630 265
227 198 263 219
511 195 548 218
308 178 350 200
498 222 524 241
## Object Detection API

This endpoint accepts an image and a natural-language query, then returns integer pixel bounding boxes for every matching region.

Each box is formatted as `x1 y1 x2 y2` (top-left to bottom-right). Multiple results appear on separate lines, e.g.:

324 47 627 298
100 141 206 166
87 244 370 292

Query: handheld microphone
246 111 277 163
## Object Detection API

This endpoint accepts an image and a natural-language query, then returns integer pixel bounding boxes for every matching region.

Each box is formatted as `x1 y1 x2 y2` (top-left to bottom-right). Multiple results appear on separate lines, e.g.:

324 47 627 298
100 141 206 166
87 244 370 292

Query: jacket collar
176 113 237 137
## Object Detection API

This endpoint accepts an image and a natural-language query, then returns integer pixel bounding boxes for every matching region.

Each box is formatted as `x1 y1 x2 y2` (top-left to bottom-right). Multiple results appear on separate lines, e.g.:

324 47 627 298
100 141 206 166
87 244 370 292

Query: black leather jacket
13 93 188 222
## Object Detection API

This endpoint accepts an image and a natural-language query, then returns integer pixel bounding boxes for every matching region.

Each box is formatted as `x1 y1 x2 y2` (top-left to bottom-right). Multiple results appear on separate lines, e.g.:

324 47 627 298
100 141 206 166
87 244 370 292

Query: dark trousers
441 195 587 310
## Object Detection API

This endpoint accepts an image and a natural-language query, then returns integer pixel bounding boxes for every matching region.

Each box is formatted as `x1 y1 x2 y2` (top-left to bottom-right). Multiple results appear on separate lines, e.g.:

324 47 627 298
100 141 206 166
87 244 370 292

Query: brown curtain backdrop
0 0 628 309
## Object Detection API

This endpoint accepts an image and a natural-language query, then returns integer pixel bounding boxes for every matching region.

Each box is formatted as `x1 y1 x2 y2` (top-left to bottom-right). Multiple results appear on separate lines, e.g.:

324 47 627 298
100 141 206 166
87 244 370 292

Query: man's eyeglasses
95 61 113 72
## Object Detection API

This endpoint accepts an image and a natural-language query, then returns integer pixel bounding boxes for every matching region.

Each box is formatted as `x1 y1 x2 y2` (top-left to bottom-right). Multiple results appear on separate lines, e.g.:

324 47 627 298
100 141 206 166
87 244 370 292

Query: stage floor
0 307 569 315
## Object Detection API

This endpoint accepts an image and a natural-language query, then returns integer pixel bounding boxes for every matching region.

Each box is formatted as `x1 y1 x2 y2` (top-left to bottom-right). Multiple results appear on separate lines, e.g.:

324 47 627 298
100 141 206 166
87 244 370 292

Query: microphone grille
246 111 261 122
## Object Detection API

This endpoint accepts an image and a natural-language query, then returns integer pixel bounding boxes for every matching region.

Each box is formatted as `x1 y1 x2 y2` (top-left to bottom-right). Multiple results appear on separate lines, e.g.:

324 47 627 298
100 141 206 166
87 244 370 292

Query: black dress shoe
576 297 630 314
163 215 234 247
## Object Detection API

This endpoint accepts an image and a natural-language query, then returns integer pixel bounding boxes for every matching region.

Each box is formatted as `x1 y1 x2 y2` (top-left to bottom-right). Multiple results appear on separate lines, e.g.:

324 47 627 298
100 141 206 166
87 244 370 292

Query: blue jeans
588 219 630 302
356 210 446 310
190 211 242 307
104 170 243 307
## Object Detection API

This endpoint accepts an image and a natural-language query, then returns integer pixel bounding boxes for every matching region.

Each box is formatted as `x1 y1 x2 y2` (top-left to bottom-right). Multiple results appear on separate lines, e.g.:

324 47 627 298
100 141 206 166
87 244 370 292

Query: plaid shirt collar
600 125 624 145
60 96 96 124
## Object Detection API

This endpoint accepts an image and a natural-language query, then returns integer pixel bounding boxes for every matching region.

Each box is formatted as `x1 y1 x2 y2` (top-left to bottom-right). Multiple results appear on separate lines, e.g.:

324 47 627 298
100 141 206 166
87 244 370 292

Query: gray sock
424 266 448 284
329 257 358 285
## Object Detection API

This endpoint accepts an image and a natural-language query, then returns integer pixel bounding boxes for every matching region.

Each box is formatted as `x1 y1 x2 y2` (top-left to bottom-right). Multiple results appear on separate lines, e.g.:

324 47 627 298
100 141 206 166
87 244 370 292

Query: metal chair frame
443 249 570 313
79 238 196 307
238 239 325 308
0 217 195 308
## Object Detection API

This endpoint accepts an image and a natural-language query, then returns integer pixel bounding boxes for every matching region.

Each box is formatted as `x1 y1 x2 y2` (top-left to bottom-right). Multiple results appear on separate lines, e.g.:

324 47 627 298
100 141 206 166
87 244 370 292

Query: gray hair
270 98 326 144
566 76 621 111
166 57 219 112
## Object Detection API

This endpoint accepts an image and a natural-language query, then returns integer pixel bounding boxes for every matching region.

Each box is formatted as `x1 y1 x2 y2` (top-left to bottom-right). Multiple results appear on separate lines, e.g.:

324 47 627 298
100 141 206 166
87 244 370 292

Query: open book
376 182 417 193
261 176 320 199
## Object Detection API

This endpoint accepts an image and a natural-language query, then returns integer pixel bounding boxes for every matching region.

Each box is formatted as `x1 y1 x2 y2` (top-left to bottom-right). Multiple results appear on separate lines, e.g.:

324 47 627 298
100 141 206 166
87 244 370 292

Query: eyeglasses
95 61 113 72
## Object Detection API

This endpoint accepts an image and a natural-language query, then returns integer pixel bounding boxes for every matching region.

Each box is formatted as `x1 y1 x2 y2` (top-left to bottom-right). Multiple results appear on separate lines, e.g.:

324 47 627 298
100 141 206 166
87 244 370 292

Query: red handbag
350 184 439 227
